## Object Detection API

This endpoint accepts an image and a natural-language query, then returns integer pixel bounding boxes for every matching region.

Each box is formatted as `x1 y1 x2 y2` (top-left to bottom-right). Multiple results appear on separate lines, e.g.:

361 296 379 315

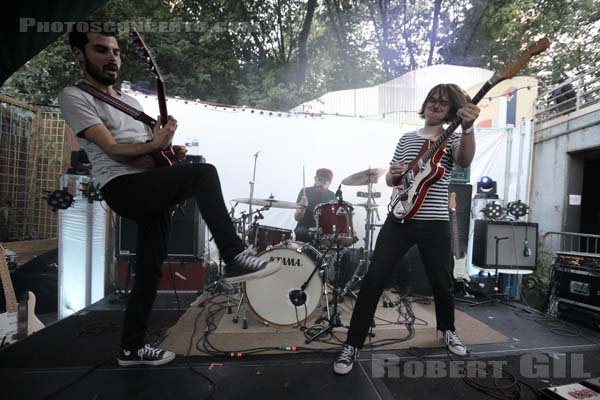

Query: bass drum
245 242 322 326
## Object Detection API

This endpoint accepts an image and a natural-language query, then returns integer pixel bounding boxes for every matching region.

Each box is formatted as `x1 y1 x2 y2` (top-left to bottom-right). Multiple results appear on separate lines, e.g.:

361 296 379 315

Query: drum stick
302 165 306 198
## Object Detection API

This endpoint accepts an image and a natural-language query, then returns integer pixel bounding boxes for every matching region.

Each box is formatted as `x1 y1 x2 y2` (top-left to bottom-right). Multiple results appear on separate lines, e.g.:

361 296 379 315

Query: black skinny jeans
101 163 244 350
346 216 455 348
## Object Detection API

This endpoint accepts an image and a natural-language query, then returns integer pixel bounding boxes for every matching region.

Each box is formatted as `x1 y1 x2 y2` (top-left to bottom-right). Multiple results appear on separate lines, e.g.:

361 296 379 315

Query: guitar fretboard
0 245 18 313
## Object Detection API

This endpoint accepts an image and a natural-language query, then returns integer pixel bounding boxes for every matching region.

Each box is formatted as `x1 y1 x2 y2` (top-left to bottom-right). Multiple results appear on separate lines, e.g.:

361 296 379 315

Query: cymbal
353 202 382 209
232 197 304 209
341 167 388 186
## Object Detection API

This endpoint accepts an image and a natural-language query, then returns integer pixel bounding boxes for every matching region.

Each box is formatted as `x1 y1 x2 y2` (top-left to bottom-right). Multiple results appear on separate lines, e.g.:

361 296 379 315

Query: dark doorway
580 157 600 251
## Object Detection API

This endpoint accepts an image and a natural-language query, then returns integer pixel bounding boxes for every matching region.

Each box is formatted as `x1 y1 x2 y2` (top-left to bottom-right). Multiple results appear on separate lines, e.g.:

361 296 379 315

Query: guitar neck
157 82 168 127
450 209 461 257
0 246 18 313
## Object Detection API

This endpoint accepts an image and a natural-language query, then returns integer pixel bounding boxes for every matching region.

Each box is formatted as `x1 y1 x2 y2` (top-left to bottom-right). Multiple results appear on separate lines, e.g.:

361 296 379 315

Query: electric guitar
389 38 550 223
0 243 44 347
450 192 469 282
129 27 178 167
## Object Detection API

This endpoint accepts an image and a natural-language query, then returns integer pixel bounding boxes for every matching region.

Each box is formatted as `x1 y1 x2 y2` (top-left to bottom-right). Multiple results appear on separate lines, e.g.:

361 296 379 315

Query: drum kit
212 166 387 338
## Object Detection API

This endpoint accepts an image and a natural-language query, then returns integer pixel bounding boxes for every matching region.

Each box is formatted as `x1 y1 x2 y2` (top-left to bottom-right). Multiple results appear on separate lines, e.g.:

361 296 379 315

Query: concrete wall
530 102 600 234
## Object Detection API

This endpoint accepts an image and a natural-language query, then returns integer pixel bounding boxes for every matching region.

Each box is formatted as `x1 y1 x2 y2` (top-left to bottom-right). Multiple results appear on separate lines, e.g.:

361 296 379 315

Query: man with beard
294 168 336 242
58 24 280 367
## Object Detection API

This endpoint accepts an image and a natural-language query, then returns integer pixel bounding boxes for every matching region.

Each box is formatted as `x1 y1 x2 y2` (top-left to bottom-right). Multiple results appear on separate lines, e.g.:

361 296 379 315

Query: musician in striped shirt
334 84 480 375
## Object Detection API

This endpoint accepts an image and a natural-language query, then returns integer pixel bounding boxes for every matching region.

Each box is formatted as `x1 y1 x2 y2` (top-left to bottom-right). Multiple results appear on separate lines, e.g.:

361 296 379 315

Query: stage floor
1 291 600 400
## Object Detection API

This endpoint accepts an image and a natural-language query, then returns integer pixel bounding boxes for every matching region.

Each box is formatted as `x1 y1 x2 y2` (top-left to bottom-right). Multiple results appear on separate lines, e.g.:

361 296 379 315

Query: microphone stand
469 235 509 307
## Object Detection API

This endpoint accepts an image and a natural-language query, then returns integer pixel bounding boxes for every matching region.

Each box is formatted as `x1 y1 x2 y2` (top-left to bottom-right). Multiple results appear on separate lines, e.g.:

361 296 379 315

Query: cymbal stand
341 176 380 298
247 151 260 218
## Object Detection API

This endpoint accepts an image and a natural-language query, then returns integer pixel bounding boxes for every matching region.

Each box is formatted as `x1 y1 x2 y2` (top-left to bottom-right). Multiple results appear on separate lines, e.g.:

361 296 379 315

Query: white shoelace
140 345 162 358
445 332 464 348
337 345 356 363
235 251 267 271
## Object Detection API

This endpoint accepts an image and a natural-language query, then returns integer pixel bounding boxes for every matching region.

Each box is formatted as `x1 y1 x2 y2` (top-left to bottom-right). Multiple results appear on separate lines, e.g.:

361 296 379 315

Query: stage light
479 176 495 191
475 176 498 199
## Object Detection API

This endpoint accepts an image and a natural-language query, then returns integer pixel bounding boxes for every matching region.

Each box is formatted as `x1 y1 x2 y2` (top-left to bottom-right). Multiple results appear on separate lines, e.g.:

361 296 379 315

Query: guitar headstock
130 26 168 126
449 192 457 212
494 37 550 84
129 27 164 84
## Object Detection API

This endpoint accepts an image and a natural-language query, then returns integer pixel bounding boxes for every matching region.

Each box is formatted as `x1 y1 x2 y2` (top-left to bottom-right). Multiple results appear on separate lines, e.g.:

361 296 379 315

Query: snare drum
245 242 322 326
247 224 292 254
314 200 356 247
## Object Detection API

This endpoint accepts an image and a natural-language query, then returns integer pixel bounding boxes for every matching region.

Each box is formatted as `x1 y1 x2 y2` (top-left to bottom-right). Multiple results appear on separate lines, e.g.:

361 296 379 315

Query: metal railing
540 231 600 256
534 66 600 124
0 96 68 241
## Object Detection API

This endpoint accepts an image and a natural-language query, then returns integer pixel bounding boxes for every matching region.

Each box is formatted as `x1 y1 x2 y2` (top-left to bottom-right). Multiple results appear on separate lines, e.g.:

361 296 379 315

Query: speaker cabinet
117 200 205 260
472 220 538 269
116 155 206 260
393 246 433 296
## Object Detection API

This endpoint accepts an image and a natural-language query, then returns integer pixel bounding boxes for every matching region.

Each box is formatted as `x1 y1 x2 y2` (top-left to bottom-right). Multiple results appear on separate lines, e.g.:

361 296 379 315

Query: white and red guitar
388 38 550 223
0 243 44 347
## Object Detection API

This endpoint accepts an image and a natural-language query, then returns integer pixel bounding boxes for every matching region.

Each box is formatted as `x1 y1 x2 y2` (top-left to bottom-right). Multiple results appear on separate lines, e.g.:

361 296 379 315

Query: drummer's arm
295 192 308 221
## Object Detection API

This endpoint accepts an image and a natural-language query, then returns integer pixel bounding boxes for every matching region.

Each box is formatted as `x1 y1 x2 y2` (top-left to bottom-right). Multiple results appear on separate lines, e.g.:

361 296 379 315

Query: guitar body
19 291 44 338
391 142 446 222
150 145 178 167
0 243 44 346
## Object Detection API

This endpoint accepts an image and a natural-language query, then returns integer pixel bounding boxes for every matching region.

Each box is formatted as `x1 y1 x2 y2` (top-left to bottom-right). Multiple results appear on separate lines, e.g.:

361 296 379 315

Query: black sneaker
117 344 175 367
333 344 359 375
223 249 282 284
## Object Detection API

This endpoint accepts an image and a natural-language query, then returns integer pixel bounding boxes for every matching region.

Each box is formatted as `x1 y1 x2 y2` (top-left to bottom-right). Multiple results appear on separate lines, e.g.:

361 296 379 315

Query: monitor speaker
472 220 538 269
116 155 206 260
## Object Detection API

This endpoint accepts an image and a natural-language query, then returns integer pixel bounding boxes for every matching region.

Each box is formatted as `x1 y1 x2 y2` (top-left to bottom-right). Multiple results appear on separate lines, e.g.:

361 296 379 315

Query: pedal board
541 382 600 399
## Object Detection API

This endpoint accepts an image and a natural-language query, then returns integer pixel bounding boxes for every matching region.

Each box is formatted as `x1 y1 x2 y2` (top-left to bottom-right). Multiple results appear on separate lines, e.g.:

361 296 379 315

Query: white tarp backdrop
129 91 532 272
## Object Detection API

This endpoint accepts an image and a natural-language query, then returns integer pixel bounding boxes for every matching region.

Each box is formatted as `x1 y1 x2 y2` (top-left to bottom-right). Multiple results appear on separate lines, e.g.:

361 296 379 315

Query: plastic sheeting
58 175 107 319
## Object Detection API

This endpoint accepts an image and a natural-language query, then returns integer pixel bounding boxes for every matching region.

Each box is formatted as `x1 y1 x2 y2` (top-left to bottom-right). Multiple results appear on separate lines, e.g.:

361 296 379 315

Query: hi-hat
341 167 387 186
232 197 303 209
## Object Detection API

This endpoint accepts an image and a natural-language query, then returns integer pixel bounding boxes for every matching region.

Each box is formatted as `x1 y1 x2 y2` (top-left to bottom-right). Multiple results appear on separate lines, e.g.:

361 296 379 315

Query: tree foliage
2 0 599 110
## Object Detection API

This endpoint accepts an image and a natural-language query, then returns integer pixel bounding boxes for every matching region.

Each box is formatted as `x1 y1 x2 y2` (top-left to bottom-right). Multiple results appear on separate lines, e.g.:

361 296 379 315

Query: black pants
346 216 455 348
101 163 244 351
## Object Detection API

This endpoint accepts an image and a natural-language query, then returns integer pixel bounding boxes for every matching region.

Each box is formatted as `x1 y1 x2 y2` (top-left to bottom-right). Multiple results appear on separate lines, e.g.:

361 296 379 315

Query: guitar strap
75 81 157 127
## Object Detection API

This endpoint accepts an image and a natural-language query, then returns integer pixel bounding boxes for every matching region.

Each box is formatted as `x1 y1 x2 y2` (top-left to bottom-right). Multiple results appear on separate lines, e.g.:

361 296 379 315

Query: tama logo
270 256 302 267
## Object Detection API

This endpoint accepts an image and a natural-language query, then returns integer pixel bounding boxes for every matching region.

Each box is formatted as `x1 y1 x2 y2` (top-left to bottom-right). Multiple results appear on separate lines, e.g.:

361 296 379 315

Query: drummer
294 168 336 242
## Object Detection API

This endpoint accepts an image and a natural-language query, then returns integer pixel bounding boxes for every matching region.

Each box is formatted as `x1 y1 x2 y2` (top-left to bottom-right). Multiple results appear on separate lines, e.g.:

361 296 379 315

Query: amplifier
553 253 600 311
555 251 600 271
472 220 538 269
116 155 206 260
116 259 206 292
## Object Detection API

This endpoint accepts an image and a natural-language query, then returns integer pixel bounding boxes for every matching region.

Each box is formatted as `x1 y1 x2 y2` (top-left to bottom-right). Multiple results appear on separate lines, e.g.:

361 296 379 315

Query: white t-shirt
58 83 152 188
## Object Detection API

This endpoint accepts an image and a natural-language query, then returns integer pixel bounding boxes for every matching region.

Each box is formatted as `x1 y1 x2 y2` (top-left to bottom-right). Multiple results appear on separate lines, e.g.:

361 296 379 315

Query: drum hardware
232 291 248 329
305 233 350 343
